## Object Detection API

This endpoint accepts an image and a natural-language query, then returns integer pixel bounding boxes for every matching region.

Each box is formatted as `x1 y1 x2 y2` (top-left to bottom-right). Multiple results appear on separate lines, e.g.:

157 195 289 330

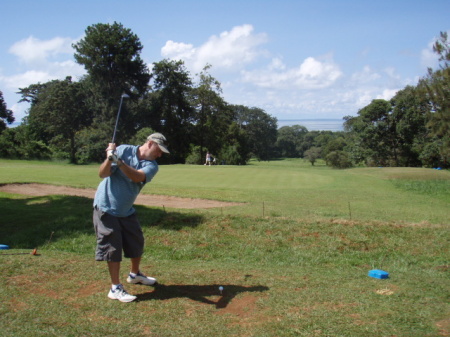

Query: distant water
277 119 344 132
10 119 344 132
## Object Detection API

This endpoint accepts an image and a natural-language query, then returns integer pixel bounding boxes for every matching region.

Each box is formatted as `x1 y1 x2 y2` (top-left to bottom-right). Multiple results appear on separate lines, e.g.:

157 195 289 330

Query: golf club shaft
111 95 126 144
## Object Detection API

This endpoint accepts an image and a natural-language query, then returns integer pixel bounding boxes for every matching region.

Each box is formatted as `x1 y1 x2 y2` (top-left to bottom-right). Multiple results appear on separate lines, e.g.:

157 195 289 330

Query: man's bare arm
117 159 146 183
99 159 113 178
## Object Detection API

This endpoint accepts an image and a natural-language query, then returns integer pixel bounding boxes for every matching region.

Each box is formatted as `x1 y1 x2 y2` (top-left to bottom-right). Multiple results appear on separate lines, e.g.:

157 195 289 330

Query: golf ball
219 286 224 291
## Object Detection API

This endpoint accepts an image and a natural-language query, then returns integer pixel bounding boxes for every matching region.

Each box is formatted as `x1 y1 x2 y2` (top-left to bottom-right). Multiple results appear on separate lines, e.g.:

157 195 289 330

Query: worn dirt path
0 183 242 209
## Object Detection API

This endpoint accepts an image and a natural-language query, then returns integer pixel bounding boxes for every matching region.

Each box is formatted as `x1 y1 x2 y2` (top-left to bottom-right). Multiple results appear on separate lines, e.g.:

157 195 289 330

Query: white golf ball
219 286 224 291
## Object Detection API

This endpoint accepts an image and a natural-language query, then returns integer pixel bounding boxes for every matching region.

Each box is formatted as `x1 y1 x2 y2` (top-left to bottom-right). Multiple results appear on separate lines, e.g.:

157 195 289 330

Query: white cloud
3 35 85 91
1 35 86 122
419 32 450 70
350 89 379 107
351 66 380 83
158 24 421 120
2 70 51 89
241 55 342 90
50 60 85 78
416 32 448 77
161 40 196 60
9 36 75 64
384 67 400 80
161 24 268 72
10 102 29 123
376 88 399 101
1 60 85 91
268 57 286 71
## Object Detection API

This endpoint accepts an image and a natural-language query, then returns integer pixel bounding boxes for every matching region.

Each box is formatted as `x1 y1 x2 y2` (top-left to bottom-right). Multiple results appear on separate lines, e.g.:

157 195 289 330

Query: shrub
127 127 155 146
220 144 244 165
326 150 353 169
185 145 202 165
304 146 321 166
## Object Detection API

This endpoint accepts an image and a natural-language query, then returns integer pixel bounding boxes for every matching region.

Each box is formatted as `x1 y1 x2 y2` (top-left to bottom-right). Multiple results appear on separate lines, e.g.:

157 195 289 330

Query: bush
0 126 52 160
419 140 446 168
326 150 353 169
304 146 321 166
220 144 244 165
127 127 155 146
75 127 109 164
185 145 202 165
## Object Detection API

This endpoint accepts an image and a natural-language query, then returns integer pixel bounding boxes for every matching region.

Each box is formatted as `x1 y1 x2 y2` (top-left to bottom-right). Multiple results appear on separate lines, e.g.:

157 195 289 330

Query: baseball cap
147 133 170 153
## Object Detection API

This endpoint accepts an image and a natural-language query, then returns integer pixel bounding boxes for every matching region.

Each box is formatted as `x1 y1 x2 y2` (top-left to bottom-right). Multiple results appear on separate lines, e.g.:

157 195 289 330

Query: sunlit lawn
0 158 449 336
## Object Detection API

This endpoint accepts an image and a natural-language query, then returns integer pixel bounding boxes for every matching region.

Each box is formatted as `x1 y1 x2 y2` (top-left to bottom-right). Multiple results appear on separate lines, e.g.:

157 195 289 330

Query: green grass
0 158 449 336
1 158 448 224
391 178 450 198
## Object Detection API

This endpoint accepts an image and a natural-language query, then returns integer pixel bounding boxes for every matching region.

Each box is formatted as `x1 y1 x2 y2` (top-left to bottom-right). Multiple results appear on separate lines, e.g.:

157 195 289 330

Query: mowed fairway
1 158 448 223
150 160 450 224
0 159 449 336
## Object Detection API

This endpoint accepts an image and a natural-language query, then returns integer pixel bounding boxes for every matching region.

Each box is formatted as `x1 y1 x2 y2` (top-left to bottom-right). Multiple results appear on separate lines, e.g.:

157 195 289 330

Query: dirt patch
436 318 450 336
215 294 259 317
0 183 243 209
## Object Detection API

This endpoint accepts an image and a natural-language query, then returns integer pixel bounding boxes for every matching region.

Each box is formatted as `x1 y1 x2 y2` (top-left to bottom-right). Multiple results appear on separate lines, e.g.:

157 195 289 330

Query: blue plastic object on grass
368 269 389 279
0 244 10 250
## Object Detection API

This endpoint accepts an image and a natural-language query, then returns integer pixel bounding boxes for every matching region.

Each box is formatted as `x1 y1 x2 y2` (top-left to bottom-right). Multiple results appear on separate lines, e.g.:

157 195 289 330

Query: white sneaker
127 271 157 285
107 284 136 302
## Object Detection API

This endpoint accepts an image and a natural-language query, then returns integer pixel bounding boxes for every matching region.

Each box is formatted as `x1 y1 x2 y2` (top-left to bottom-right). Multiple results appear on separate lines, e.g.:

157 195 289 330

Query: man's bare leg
108 261 121 285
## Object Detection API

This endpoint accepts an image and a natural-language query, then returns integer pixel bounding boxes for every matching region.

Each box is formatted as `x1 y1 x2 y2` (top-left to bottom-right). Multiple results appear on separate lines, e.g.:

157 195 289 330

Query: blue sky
1 0 449 125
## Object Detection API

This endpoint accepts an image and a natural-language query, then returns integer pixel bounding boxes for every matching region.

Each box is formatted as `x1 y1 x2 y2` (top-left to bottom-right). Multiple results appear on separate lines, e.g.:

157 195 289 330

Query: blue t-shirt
94 145 159 217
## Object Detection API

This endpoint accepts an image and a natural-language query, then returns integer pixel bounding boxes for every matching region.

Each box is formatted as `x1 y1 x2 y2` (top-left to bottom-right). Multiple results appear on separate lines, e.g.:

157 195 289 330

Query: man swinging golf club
93 132 169 302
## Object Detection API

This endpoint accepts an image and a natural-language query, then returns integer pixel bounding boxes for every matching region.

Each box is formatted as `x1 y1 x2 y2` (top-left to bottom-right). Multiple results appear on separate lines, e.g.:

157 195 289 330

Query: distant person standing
93 133 169 302
205 152 212 166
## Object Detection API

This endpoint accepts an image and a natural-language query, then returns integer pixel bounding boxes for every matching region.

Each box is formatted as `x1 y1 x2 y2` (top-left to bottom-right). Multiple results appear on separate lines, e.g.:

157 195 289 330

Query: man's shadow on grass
136 284 269 308
0 195 205 249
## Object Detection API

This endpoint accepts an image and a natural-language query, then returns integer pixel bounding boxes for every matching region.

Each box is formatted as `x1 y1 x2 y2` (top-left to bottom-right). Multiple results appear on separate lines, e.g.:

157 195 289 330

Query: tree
323 136 347 159
0 91 15 133
0 125 51 159
326 150 353 169
73 22 150 99
192 65 231 163
314 131 341 158
301 131 320 152
221 119 251 165
304 147 321 166
18 82 54 146
389 86 428 166
344 99 394 166
276 125 308 157
150 59 195 163
73 22 151 141
237 106 278 161
127 127 155 146
220 144 242 165
419 31 450 165
17 83 48 105
20 77 92 163
419 139 445 168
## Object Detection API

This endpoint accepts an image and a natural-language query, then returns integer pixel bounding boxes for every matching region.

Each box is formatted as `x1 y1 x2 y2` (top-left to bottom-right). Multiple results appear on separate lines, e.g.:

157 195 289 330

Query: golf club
111 93 130 144
108 93 129 161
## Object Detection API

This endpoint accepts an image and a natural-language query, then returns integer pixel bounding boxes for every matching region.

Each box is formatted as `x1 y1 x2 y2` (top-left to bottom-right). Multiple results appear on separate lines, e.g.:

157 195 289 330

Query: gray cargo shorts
93 206 144 262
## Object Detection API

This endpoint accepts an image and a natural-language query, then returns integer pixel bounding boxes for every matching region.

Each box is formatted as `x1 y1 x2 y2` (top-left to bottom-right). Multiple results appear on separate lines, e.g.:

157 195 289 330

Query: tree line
342 31 449 169
270 31 449 169
0 23 448 168
0 22 280 165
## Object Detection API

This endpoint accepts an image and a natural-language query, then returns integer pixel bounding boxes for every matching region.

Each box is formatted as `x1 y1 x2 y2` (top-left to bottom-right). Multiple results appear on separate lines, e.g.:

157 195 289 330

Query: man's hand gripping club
106 143 119 163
